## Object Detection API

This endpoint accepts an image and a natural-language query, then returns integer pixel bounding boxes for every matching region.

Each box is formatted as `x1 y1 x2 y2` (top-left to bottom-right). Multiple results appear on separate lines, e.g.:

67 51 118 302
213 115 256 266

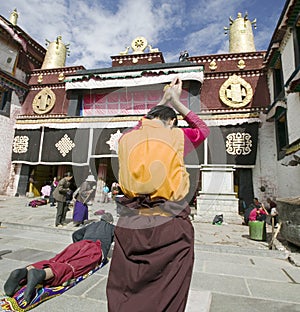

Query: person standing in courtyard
52 172 73 227
106 77 210 311
49 177 59 207
73 174 96 226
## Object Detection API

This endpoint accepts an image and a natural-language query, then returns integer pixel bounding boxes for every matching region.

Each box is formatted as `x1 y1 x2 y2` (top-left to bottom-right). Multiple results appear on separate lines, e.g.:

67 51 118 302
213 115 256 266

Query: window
0 89 11 117
293 21 300 68
82 85 190 117
0 38 18 75
273 56 284 101
275 112 289 160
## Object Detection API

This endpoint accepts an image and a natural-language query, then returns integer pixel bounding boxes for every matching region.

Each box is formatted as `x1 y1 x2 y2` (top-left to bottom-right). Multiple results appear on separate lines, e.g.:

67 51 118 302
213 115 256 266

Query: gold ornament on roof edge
37 74 43 83
131 36 148 53
219 74 253 108
32 87 56 114
209 60 217 71
237 59 246 69
58 72 65 81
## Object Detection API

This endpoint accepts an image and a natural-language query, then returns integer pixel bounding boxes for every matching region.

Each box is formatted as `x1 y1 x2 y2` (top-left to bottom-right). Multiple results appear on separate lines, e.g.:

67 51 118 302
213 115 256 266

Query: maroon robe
106 199 194 312
32 240 102 286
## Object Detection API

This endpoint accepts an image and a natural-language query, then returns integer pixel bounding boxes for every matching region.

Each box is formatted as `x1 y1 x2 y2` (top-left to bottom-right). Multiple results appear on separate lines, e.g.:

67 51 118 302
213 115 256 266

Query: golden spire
224 12 257 53
9 8 18 26
41 36 70 69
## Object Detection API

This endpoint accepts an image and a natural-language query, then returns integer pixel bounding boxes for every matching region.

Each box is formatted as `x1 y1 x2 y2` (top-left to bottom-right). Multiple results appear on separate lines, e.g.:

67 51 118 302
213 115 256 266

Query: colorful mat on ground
0 261 106 312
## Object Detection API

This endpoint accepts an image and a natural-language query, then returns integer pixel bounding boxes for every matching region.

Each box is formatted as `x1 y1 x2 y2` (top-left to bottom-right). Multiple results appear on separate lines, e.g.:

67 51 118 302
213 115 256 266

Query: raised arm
162 77 210 152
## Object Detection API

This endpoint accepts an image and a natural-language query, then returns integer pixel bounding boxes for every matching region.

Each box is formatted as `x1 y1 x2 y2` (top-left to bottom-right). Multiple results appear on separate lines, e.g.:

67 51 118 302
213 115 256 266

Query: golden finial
41 36 70 69
225 12 256 53
9 8 18 26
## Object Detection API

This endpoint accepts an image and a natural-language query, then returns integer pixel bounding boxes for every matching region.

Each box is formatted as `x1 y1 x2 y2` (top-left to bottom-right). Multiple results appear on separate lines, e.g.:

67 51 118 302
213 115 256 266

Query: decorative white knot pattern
106 130 123 153
55 134 75 157
13 136 29 154
226 132 252 155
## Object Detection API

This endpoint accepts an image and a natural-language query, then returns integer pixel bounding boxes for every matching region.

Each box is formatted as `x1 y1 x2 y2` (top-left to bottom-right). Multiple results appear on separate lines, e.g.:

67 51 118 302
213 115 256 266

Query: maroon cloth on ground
32 240 102 286
73 200 88 222
106 200 194 312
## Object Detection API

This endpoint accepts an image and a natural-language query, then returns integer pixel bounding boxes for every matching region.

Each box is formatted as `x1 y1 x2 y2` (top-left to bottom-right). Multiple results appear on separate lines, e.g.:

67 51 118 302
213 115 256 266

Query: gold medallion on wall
219 74 253 108
32 87 56 114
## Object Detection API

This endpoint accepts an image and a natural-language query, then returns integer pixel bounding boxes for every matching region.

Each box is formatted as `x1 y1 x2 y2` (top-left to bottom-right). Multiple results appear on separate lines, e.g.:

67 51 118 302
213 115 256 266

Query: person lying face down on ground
3 212 114 305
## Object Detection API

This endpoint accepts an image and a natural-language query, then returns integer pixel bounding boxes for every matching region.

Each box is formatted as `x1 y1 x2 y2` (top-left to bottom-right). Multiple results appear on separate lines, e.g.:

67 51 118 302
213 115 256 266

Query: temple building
12 35 204 203
0 9 45 195
13 34 84 194
186 12 269 221
264 0 300 198
0 2 299 223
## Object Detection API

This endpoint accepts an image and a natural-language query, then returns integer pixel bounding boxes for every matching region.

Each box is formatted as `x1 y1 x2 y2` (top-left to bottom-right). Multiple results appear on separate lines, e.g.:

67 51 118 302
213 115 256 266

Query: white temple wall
287 92 300 144
0 93 21 195
281 32 295 81
252 114 278 203
276 162 300 198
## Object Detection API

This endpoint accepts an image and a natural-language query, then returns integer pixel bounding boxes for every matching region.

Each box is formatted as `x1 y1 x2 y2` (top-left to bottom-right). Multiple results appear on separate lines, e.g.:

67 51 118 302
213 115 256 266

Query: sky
1 0 286 70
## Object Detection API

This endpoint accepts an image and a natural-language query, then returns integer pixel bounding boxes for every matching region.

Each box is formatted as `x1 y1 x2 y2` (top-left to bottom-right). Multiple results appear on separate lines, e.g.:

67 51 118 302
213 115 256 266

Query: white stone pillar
196 165 240 223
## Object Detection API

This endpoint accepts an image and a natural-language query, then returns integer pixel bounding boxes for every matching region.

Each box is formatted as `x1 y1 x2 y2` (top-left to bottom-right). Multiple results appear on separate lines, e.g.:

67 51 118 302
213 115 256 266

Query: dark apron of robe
32 240 102 286
106 198 194 312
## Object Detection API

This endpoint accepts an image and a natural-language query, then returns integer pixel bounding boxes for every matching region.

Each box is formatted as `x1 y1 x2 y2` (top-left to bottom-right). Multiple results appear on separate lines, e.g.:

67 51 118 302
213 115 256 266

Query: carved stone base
196 193 241 224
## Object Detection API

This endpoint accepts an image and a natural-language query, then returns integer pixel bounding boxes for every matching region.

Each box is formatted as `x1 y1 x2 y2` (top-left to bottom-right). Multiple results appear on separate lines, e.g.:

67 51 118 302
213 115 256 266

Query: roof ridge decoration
119 37 159 55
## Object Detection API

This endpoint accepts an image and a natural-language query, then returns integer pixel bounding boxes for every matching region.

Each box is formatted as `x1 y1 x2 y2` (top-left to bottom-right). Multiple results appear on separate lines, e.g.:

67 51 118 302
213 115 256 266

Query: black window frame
275 111 289 160
0 89 12 117
273 56 285 101
293 22 300 68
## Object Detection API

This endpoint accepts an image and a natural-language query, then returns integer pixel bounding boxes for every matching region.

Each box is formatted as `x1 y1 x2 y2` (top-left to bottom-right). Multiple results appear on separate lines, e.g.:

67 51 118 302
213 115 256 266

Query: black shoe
23 269 46 303
4 268 27 297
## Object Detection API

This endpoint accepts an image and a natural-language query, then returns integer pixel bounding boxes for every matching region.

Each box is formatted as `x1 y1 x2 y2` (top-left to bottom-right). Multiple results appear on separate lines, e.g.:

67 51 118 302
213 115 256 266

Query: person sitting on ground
248 198 268 222
3 213 115 304
244 197 263 225
266 197 277 214
270 205 279 227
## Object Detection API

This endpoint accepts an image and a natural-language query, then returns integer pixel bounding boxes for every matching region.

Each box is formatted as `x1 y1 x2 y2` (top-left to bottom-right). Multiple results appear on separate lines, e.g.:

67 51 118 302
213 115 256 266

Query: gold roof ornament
37 74 43 84
131 36 148 54
58 72 65 81
41 36 70 69
224 12 256 53
119 46 130 55
118 37 159 56
148 45 159 53
237 59 246 69
9 8 18 26
209 60 217 71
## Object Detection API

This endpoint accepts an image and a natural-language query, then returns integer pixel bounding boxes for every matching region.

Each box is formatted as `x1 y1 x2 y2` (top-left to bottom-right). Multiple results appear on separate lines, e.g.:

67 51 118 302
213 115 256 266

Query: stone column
196 165 240 223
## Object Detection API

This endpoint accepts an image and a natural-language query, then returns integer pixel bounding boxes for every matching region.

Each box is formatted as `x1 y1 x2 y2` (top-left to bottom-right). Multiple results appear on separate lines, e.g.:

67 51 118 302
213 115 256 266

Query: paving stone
210 293 300 312
247 278 300 304
191 272 250 296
